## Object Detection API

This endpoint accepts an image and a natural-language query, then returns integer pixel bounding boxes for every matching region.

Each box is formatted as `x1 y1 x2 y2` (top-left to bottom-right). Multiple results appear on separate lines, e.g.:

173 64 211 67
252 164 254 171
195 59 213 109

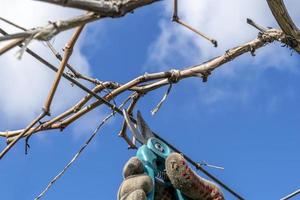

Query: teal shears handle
136 143 188 200
137 145 157 200
144 164 156 200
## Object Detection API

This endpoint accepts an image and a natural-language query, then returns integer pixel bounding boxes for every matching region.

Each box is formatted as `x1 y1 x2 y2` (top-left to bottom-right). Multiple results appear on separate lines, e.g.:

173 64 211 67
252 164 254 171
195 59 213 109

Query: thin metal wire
0 17 27 31
34 93 135 200
281 189 300 200
34 112 116 200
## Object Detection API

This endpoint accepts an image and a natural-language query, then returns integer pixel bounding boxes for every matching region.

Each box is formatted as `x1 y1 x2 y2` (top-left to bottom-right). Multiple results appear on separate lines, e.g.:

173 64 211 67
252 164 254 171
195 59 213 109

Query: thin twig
0 112 47 159
118 93 140 149
151 83 172 115
172 0 218 47
174 19 218 47
247 18 268 32
45 41 102 85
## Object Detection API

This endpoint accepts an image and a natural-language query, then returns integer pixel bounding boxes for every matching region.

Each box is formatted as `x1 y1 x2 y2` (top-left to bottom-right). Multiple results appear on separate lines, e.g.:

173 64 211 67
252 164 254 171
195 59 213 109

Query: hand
118 153 225 200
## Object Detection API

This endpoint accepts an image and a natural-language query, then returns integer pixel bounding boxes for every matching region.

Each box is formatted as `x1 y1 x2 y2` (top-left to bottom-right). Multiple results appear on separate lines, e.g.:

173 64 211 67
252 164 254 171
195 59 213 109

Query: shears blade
123 109 147 144
137 111 155 141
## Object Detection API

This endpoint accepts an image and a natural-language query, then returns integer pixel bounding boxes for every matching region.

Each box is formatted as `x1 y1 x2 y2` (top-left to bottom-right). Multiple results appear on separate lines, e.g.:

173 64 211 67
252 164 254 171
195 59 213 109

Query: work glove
118 152 225 200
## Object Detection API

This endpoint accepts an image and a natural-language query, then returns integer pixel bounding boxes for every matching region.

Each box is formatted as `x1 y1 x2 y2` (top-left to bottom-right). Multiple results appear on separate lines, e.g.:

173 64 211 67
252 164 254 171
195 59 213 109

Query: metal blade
137 111 155 140
122 109 147 144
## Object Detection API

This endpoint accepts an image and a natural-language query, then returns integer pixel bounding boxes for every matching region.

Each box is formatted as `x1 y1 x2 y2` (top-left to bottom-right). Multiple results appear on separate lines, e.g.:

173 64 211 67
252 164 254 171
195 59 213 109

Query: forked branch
1 27 287 145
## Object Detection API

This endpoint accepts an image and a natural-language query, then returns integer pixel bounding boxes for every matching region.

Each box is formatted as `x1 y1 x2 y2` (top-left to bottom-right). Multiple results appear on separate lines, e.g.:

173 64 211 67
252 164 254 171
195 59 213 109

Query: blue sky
0 0 300 199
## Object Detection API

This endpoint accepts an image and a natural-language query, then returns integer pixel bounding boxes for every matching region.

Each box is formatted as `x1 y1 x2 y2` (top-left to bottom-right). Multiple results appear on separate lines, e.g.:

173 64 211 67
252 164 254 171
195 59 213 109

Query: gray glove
118 153 225 200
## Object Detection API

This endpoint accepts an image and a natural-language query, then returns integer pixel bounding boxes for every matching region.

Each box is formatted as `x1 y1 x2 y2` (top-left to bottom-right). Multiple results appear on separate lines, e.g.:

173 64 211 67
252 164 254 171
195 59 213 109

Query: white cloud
147 0 300 106
0 0 96 130
148 0 300 67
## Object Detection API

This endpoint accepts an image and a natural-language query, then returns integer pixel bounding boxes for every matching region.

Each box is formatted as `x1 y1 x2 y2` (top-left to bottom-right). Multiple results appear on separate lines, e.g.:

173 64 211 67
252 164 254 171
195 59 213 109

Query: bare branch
0 112 47 159
36 0 159 17
43 25 85 115
247 18 268 32
1 29 287 143
267 0 300 53
151 83 172 115
0 12 99 42
0 0 160 43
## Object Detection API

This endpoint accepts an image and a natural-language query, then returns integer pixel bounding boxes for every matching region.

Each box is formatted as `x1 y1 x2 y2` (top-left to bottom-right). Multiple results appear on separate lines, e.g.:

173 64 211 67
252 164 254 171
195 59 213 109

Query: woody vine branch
0 0 299 159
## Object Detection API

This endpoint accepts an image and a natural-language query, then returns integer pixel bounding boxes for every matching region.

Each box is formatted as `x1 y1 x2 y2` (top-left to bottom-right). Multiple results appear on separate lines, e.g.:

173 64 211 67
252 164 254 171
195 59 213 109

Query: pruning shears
123 110 191 200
